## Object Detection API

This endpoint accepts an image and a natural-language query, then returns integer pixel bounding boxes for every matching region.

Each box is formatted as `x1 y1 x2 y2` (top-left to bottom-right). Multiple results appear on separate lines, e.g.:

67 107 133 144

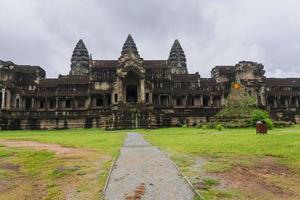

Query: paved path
104 133 194 200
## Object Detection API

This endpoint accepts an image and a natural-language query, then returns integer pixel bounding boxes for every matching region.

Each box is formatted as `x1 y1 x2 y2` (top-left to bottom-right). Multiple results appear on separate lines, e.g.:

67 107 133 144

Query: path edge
101 150 120 200
160 148 205 200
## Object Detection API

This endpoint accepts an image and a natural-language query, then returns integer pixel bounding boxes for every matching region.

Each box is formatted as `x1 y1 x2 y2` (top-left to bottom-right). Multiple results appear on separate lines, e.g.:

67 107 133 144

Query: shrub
196 124 202 129
201 124 208 129
175 122 182 127
263 118 274 129
182 124 187 128
251 109 269 126
216 124 224 131
206 122 216 129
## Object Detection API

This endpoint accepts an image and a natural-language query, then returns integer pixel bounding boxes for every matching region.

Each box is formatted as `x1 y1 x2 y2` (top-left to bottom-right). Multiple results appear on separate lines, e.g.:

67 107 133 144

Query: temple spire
121 34 139 57
70 39 90 75
168 39 187 74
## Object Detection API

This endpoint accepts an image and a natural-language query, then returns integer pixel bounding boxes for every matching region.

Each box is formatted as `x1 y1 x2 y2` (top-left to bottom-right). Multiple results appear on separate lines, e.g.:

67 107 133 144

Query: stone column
210 96 213 107
285 98 289 107
118 77 123 103
1 88 5 109
6 90 11 109
221 95 226 106
274 97 278 108
140 79 145 103
158 94 161 106
200 95 203 107
56 96 59 109
31 97 35 109
296 97 299 108
86 96 91 108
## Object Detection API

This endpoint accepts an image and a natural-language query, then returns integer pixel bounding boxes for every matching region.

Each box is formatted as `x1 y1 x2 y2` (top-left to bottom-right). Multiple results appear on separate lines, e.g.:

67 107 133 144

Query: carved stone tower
112 34 151 105
121 34 140 57
168 39 187 74
70 39 90 75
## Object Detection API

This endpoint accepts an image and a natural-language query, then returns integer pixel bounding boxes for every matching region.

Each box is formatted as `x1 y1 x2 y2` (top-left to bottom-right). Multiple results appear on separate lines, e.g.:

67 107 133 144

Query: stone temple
0 34 299 129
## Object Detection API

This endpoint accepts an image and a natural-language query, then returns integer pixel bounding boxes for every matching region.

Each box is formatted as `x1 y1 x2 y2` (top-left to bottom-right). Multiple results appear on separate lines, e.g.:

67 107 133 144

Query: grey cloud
1 0 300 78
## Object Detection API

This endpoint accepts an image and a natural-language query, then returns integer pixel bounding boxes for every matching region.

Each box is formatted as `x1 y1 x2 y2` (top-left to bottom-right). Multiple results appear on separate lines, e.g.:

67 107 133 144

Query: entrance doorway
126 85 137 103
125 72 139 103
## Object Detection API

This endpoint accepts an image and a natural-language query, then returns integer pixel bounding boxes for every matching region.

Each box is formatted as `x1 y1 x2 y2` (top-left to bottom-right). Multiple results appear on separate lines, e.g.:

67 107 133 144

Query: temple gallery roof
39 79 58 87
0 60 45 75
58 75 90 85
266 78 300 87
171 74 200 82
92 60 169 69
200 78 218 86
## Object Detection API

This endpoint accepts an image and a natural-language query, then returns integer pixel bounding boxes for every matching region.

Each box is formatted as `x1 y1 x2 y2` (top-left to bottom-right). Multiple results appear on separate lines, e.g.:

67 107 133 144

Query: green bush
251 109 271 126
206 122 216 129
196 124 202 129
263 118 274 129
251 109 269 125
201 124 208 129
216 124 224 131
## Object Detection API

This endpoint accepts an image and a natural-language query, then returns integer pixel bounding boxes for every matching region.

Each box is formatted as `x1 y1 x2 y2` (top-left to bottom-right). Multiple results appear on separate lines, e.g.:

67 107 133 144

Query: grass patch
15 150 55 177
142 125 300 199
0 149 11 157
0 168 7 179
203 161 232 173
142 126 300 173
0 128 125 200
0 128 125 155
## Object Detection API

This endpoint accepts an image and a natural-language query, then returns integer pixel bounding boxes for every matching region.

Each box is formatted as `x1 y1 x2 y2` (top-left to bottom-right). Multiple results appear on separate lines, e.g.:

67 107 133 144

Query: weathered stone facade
1 35 300 129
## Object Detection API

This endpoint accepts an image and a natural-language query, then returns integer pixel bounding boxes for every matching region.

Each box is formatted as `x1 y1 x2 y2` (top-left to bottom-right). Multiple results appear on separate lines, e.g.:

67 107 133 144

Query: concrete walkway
104 133 194 200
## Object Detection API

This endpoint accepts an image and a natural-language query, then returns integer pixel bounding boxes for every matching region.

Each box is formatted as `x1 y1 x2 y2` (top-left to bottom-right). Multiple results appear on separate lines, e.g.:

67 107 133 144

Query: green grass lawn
142 126 300 200
0 128 125 155
0 129 125 200
1 127 300 200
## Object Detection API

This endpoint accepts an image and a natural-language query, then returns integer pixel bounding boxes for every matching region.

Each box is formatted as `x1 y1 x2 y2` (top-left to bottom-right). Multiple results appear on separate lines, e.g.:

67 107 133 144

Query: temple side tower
168 39 187 74
70 39 90 75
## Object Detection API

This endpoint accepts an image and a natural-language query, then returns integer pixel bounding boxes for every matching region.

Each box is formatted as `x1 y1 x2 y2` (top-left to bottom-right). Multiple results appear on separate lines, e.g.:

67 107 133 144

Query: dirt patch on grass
217 157 300 199
0 140 112 200
0 173 47 200
0 139 88 155
0 163 20 171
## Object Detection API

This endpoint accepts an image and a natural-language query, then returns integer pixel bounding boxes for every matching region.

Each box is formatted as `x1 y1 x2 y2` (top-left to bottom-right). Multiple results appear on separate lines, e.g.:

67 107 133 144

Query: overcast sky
1 0 300 78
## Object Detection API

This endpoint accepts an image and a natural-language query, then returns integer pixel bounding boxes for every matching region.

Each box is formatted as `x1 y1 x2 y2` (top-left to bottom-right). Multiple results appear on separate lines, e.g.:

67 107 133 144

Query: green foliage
251 109 269 125
182 124 188 128
263 118 274 130
196 124 202 129
217 92 257 118
250 109 274 129
201 125 208 129
216 124 224 131
216 90 275 129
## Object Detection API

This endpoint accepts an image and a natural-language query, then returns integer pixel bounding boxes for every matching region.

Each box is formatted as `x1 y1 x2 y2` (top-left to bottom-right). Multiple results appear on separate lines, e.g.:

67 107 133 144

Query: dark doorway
125 71 139 103
126 85 137 103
